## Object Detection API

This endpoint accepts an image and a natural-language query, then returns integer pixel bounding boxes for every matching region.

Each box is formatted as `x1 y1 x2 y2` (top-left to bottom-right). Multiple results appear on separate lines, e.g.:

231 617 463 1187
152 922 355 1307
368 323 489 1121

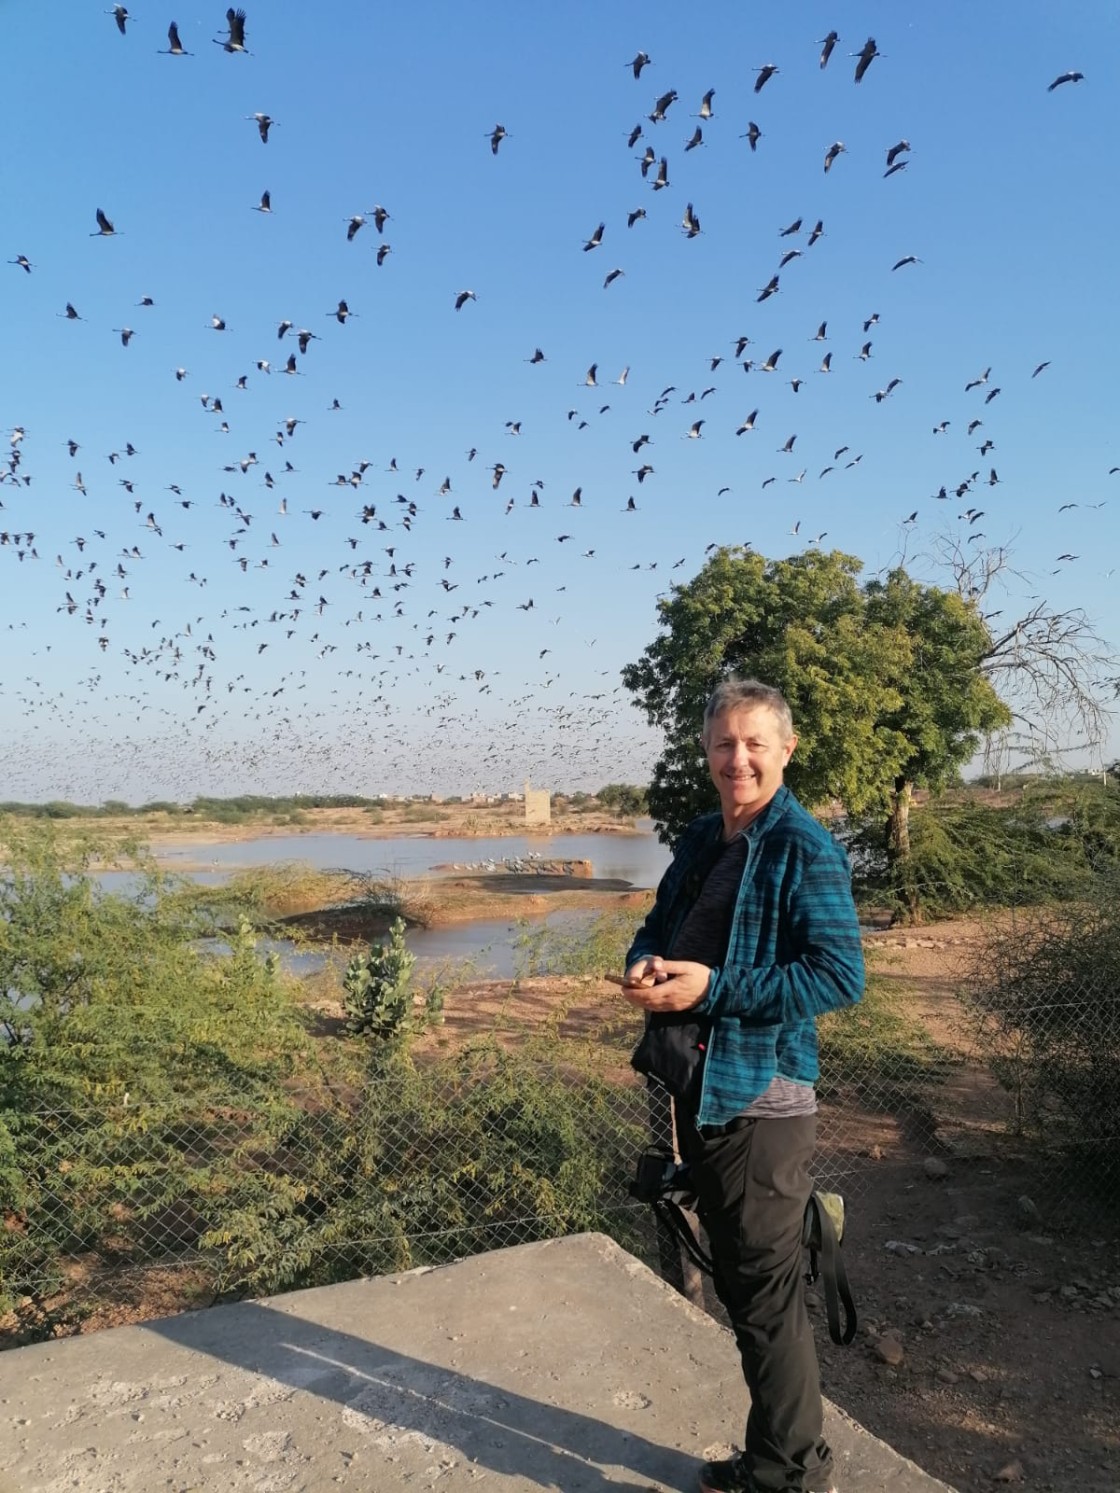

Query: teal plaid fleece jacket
625 784 864 1127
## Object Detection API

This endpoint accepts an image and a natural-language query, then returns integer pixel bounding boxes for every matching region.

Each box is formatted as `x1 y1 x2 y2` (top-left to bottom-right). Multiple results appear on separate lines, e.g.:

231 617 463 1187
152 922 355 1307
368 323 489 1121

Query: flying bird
92 208 117 237
852 37 880 83
603 267 625 288
753 63 779 92
742 120 762 151
583 222 605 251
628 52 652 79
1048 71 1084 91
107 5 129 34
886 140 911 168
488 123 509 155
695 89 716 119
648 89 677 122
254 190 272 213
823 141 846 172
819 31 838 69
8 255 32 273
160 21 192 54
454 290 477 310
216 7 248 53
891 255 921 270
248 113 275 143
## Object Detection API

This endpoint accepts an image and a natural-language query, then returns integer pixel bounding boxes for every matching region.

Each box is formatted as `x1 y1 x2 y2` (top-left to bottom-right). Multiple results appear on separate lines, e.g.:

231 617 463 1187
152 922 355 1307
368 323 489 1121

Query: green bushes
201 1038 646 1294
0 828 315 1329
850 786 1120 921
0 827 645 1340
343 917 418 1037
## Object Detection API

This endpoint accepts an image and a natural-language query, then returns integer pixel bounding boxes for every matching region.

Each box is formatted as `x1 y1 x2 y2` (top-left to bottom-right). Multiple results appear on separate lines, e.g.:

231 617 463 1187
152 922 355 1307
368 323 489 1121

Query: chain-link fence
4 912 1118 1350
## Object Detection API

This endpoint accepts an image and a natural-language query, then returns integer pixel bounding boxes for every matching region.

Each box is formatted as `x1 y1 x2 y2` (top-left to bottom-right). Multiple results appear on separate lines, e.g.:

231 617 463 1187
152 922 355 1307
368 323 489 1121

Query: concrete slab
0 1234 957 1492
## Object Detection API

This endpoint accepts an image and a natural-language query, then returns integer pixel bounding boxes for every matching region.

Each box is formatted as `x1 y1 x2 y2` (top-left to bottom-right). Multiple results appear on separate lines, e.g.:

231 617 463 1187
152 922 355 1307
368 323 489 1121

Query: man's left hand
620 959 711 1012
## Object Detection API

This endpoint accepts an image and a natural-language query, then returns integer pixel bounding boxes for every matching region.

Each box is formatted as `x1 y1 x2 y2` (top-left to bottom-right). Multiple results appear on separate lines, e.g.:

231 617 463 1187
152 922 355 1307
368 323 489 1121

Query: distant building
524 780 551 827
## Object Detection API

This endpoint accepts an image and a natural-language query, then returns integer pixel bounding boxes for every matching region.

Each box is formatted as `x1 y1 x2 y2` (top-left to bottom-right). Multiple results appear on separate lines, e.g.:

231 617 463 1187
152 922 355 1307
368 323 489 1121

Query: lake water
239 910 601 981
96 828 670 978
133 826 672 889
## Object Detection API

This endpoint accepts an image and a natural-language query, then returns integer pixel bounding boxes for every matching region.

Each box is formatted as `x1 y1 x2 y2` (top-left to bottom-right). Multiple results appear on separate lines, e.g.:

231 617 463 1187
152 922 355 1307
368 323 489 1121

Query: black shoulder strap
803 1193 858 1345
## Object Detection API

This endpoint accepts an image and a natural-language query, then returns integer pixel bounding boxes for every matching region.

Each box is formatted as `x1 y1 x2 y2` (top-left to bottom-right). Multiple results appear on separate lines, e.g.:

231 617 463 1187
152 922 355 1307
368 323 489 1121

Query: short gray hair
702 677 794 743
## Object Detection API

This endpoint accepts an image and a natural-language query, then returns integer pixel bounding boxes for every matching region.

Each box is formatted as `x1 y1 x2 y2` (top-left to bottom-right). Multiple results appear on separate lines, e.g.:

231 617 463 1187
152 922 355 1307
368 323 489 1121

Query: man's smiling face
704 704 797 829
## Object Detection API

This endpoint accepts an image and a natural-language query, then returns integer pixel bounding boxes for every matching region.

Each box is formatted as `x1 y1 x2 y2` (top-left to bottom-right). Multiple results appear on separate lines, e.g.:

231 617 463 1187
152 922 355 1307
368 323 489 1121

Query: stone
992 1457 1025 1482
923 1157 950 1180
936 1367 959 1384
1016 1195 1041 1226
874 1334 905 1366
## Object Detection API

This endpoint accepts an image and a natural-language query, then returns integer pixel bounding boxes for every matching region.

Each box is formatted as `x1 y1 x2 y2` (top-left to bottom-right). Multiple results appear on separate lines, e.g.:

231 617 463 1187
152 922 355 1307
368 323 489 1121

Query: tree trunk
886 777 921 924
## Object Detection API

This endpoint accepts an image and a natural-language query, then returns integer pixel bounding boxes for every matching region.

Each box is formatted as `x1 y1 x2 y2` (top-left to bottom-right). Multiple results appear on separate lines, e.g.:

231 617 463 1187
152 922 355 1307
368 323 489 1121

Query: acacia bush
849 789 1119 921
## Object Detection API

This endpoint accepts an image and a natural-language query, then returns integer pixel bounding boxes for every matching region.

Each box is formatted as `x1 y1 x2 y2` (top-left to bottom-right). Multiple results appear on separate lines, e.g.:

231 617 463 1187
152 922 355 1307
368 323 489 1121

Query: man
623 678 864 1493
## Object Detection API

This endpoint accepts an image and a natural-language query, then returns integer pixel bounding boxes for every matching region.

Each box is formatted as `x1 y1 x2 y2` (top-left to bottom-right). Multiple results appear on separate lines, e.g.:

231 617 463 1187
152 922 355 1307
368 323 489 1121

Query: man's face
704 704 797 822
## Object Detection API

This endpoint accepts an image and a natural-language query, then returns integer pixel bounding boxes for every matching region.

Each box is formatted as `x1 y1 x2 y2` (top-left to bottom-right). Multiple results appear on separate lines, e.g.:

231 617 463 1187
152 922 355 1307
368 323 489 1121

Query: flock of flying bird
0 9 1109 800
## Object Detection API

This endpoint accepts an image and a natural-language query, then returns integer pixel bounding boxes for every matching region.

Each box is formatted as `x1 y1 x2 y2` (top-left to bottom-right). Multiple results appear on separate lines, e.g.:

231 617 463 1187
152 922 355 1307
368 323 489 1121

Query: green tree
622 547 1011 918
621 547 912 838
863 569 1010 915
597 783 648 815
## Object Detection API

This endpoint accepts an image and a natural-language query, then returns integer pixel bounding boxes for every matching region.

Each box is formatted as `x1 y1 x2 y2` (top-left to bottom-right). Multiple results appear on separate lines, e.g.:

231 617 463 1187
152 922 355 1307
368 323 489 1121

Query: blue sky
1 2 1117 801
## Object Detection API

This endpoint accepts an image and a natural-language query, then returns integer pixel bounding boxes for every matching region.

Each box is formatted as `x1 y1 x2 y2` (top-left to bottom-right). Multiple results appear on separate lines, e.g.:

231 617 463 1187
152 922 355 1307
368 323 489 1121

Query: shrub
963 868 1120 1163
0 826 314 1332
849 792 1115 921
343 918 417 1038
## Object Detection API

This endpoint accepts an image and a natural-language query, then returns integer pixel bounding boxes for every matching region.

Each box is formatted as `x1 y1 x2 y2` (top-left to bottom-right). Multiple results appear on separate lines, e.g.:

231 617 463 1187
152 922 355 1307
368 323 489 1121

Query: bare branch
933 537 1119 759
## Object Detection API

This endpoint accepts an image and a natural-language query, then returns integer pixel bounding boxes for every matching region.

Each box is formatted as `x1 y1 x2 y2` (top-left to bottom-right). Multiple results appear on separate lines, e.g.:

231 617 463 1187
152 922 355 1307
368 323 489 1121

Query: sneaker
697 1455 837 1493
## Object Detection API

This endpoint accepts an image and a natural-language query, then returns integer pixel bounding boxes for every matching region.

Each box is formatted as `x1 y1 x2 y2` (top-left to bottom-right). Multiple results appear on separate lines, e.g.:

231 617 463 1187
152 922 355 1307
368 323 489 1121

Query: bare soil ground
74 801 648 853
811 923 1120 1493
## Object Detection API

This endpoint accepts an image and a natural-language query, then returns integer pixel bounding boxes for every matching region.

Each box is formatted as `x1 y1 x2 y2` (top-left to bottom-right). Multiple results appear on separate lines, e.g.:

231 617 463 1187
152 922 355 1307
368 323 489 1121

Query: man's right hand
623 956 668 989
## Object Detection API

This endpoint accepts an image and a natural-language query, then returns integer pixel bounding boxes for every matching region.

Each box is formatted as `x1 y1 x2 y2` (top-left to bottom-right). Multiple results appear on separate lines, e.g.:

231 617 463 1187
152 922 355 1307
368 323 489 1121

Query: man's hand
620 958 711 1012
